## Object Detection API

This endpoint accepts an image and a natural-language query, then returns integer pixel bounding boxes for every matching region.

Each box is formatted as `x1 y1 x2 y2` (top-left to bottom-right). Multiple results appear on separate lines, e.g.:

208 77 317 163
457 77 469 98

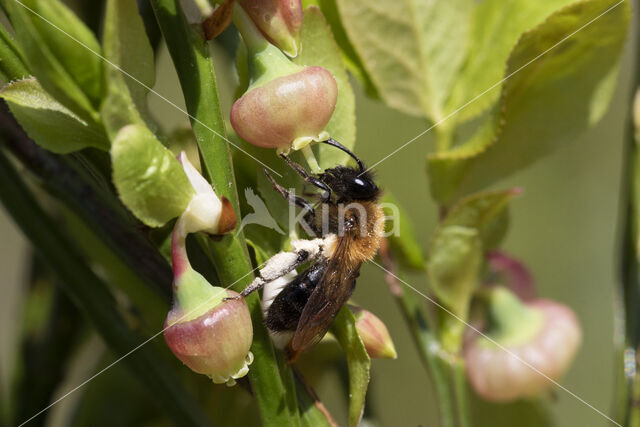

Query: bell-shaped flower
164 215 253 385
464 287 582 402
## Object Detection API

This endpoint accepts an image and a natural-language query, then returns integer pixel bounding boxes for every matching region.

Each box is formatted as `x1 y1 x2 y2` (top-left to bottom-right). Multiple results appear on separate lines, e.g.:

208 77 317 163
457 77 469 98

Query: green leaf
111 124 194 227
293 6 356 168
7 0 104 122
428 0 630 204
441 189 518 250
428 225 481 320
335 0 471 120
381 192 426 270
445 0 573 122
332 307 370 427
0 78 109 153
301 0 378 98
428 189 516 350
296 386 332 427
101 0 155 138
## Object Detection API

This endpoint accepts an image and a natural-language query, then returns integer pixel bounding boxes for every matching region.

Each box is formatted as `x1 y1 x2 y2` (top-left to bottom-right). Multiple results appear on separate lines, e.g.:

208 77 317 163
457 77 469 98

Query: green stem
302 145 322 174
0 21 29 81
434 122 455 153
451 358 470 427
618 89 640 427
378 252 461 427
232 4 269 52
0 148 211 427
149 2 299 425
617 6 640 425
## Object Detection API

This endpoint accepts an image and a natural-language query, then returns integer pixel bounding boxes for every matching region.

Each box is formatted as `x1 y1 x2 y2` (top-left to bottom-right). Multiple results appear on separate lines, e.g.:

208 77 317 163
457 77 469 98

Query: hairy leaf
445 0 572 122
111 124 194 227
0 78 109 153
7 0 104 122
428 0 629 203
332 307 370 427
101 0 156 137
293 6 356 168
335 0 471 120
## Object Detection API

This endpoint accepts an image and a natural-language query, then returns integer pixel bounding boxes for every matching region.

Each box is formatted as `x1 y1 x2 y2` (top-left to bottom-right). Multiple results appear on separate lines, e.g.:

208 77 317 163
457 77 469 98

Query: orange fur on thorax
342 201 385 265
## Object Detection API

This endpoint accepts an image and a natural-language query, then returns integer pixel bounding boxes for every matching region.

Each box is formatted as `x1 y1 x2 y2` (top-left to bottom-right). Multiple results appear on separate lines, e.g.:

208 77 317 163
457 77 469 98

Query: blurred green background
0 10 635 427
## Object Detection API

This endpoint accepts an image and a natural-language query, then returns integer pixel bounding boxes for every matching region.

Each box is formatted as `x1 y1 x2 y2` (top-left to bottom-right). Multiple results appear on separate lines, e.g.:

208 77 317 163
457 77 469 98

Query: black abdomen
265 261 328 332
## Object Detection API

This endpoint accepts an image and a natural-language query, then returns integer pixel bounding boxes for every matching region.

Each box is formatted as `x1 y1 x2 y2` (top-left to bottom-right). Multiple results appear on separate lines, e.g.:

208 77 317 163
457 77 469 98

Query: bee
231 138 385 361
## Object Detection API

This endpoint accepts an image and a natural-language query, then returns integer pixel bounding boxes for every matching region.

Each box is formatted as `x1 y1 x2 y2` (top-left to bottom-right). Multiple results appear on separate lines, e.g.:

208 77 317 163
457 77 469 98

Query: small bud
239 0 303 57
350 305 397 359
231 66 337 151
177 152 236 236
164 220 253 385
464 287 581 402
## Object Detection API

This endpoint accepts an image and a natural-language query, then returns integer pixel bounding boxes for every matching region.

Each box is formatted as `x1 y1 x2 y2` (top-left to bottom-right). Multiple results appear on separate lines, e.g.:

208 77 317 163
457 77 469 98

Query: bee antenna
321 138 364 172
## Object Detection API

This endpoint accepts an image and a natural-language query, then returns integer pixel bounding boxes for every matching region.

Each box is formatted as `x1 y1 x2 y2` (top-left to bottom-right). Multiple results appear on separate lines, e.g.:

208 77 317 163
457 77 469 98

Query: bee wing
289 235 360 356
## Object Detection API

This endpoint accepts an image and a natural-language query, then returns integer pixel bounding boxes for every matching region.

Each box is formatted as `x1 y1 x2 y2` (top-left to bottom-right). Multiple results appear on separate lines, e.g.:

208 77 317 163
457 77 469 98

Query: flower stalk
165 220 253 385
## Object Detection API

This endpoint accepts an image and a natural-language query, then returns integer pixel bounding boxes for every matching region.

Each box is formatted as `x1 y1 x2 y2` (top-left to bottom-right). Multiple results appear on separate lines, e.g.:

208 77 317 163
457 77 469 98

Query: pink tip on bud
351 306 397 360
230 66 337 151
239 0 303 57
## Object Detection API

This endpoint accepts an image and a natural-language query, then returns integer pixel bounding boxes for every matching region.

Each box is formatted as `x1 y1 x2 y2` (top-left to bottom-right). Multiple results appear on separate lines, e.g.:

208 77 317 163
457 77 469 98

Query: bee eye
348 176 378 200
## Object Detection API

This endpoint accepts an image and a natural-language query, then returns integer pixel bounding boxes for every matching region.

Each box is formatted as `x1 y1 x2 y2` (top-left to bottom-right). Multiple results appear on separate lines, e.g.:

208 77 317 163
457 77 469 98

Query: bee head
320 166 379 202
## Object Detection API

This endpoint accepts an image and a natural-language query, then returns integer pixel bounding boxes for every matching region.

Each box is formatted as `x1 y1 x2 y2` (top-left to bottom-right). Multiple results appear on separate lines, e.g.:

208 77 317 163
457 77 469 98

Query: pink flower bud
464 288 581 402
239 0 303 57
351 306 397 360
231 66 337 150
164 220 253 385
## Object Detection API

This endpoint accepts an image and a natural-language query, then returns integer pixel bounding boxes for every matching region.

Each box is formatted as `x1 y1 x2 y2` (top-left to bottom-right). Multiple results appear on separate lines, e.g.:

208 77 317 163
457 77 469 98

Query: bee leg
231 243 319 299
264 169 318 233
279 154 331 202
